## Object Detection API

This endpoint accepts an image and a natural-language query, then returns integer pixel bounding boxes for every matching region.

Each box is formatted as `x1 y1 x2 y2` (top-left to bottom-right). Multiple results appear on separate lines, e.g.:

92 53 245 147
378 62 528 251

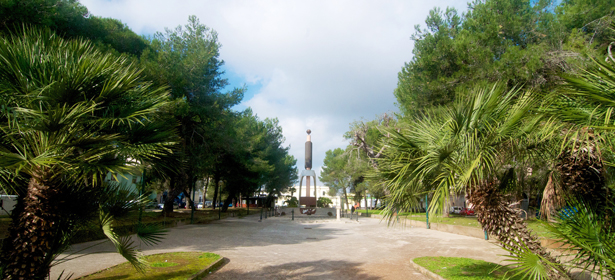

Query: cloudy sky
81 0 468 180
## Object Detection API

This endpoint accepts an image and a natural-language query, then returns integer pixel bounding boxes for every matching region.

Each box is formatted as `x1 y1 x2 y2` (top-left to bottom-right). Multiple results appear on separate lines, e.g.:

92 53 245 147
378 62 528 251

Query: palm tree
533 56 615 279
376 85 569 278
0 28 175 279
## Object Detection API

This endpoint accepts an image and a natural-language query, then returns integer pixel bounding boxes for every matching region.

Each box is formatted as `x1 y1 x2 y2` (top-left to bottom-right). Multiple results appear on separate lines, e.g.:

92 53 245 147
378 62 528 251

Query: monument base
300 208 317 215
299 196 316 207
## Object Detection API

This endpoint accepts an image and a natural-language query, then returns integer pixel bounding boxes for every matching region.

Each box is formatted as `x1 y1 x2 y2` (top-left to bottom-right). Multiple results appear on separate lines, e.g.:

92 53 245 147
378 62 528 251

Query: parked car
460 207 475 216
450 206 463 214
197 203 203 209
156 203 164 209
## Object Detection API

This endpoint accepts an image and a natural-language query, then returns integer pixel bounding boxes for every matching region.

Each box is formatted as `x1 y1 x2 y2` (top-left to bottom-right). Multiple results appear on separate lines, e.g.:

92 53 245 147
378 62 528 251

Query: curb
409 259 446 280
188 256 227 279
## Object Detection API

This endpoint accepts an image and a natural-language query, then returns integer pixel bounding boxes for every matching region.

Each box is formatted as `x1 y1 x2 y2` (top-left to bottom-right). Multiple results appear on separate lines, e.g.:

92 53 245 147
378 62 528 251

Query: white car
450 206 463 214
197 203 203 209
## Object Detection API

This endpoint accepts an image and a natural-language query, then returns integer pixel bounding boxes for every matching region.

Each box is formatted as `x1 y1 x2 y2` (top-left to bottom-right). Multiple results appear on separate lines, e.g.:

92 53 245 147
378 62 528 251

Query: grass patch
355 209 383 215
151 261 179 268
406 215 483 228
525 219 550 237
403 214 550 240
414 256 523 280
79 251 220 280
354 210 550 240
0 207 259 243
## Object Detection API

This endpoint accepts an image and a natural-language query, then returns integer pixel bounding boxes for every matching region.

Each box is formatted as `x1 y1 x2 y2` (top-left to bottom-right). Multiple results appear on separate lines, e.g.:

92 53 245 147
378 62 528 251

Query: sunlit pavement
52 214 508 279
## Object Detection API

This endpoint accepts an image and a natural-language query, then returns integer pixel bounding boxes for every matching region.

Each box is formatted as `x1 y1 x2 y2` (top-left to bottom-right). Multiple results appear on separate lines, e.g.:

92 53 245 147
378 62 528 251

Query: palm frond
136 223 168 247
500 239 566 280
544 198 615 278
376 84 544 221
100 211 148 273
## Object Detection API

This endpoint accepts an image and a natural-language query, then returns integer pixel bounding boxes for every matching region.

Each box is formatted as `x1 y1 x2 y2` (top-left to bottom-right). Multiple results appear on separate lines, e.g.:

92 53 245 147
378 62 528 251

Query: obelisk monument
299 129 317 210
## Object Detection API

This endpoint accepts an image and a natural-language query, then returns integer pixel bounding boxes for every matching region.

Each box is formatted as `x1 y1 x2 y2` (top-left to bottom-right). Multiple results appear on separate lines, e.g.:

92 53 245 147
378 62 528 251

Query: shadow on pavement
64 215 347 257
209 259 381 280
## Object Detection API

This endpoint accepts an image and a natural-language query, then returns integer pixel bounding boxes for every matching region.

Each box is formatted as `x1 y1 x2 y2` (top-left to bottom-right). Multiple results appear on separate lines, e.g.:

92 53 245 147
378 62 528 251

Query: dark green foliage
395 0 611 115
139 16 244 213
218 110 297 212
556 0 615 48
0 28 173 279
0 0 148 56
317 197 332 207
286 197 298 207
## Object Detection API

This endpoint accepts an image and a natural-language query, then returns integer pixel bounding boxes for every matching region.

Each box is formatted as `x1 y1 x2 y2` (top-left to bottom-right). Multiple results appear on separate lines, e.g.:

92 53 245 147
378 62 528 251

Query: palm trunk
470 180 569 279
1 173 62 279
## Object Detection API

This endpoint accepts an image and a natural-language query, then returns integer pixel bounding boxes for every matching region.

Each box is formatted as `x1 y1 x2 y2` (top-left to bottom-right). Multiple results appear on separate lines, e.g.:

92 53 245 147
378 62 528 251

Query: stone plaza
52 214 508 279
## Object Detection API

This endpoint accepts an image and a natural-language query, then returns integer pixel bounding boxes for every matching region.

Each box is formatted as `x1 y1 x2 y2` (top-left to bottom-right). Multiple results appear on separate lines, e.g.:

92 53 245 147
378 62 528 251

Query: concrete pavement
52 214 509 279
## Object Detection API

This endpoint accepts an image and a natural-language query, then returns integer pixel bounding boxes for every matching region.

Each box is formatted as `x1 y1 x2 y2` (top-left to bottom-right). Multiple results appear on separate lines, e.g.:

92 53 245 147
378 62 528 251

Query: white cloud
81 0 468 178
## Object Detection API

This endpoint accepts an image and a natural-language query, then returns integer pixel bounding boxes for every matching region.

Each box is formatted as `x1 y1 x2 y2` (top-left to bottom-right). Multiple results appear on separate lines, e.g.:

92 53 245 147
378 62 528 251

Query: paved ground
52 214 509 279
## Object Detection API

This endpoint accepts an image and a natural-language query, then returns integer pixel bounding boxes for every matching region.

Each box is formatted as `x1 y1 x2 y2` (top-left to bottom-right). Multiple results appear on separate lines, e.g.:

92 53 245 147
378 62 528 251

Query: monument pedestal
298 169 317 208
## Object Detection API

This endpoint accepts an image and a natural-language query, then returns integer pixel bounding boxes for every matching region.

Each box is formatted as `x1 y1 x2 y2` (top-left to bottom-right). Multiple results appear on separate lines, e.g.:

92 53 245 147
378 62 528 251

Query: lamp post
366 191 369 217
190 179 196 224
138 169 146 227
425 194 430 229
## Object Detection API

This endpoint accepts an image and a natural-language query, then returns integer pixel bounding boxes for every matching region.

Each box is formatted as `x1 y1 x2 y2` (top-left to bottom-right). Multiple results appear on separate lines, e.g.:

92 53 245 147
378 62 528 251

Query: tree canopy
0 3 298 277
394 0 613 115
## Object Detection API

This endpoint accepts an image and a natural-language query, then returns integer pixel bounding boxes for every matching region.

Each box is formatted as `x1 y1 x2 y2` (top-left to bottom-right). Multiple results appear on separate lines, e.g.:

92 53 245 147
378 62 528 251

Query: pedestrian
351 205 355 213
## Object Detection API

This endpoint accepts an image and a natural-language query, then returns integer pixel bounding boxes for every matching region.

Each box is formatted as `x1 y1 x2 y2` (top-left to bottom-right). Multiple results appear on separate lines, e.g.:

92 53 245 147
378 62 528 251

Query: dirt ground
52 213 509 279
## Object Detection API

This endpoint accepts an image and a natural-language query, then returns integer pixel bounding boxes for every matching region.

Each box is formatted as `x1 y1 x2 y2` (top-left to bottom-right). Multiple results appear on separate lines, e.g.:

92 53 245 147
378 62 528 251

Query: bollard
484 230 489 240
292 209 294 221
425 194 429 229
260 208 263 221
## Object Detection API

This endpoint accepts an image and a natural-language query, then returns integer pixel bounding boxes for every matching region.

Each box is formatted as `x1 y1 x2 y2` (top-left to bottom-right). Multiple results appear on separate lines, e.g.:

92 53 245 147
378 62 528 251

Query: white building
275 185 347 208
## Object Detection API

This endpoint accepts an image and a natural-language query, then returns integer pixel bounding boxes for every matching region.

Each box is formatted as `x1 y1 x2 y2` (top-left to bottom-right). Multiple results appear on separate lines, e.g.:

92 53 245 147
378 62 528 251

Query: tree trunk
183 190 193 209
364 192 368 210
222 193 233 212
1 173 62 279
163 178 183 215
184 175 196 210
342 187 349 210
